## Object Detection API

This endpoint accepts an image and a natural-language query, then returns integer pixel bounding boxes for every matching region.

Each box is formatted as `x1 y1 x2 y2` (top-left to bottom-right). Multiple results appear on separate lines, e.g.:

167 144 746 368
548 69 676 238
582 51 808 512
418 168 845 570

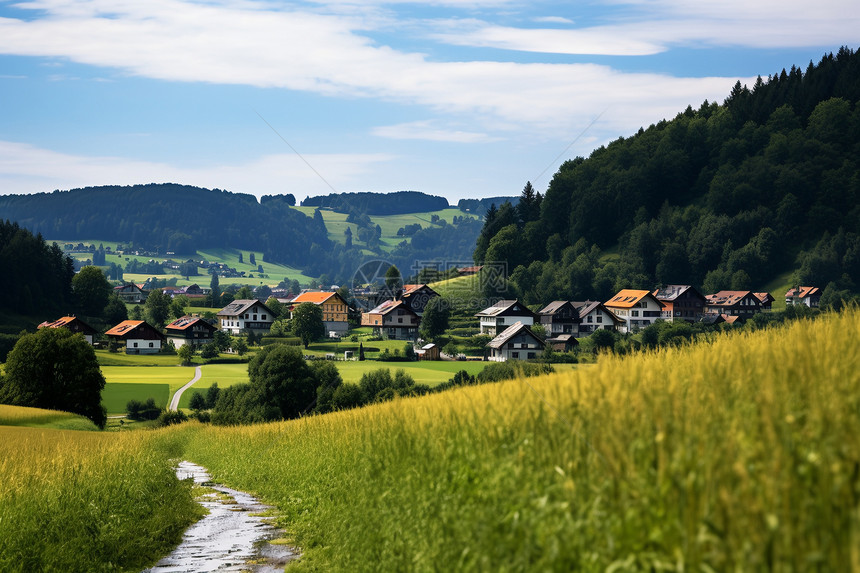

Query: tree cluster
301 191 449 215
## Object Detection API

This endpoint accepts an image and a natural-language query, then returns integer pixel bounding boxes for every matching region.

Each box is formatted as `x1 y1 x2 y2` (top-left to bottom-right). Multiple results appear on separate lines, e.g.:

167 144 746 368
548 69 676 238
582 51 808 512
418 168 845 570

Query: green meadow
51 241 314 286
102 383 170 414
292 207 477 253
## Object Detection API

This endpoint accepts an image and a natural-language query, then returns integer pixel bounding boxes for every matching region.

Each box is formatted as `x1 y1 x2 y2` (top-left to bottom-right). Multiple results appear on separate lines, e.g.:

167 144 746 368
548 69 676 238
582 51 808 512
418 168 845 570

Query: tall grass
179 309 860 571
0 426 202 572
0 404 99 431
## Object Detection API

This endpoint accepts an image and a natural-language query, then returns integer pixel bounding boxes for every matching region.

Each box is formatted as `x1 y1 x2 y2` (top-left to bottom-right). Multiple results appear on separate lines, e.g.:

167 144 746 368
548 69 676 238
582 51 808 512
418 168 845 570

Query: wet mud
143 461 297 573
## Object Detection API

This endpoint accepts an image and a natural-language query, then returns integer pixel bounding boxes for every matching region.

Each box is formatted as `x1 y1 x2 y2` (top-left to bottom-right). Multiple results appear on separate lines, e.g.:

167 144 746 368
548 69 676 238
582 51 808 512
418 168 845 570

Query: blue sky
0 0 857 204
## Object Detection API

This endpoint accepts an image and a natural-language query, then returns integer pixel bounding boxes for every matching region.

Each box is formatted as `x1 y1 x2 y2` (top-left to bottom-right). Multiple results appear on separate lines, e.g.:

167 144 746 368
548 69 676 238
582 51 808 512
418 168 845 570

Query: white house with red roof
785 286 822 308
105 320 165 354
605 289 666 333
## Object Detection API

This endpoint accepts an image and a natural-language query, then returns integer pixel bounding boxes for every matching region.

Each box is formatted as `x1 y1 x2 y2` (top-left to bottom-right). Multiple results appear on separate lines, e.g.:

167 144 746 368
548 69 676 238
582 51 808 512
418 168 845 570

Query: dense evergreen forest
475 47 860 304
301 191 449 215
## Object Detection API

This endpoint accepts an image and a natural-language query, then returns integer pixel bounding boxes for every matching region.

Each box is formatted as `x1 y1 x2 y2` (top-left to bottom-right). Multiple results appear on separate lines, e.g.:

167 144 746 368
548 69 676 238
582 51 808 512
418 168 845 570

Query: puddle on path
143 461 298 573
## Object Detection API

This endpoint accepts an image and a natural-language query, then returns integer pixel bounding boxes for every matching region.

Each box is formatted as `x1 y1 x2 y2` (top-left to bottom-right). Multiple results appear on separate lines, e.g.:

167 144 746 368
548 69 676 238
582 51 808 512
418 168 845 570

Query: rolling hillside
476 48 860 305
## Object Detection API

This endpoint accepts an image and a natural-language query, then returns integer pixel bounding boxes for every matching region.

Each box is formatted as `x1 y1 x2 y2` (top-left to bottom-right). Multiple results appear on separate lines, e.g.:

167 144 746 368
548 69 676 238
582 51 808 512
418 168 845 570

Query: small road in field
168 366 202 411
142 461 297 572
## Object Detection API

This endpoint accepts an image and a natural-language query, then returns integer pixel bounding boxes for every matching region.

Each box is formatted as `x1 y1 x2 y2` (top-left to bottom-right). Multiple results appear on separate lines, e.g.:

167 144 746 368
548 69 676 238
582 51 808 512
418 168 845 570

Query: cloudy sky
0 0 857 204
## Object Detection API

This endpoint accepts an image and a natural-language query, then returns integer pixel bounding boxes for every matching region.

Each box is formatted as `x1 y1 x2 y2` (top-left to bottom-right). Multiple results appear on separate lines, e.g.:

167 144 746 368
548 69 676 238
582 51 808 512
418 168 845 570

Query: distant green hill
476 47 860 304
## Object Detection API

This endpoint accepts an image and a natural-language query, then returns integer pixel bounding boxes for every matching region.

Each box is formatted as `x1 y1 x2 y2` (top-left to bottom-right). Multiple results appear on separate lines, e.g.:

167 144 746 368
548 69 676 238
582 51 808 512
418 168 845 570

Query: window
587 316 593 323
597 316 602 323
253 314 257 320
261 315 267 320
632 310 639 317
133 342 138 348
149 342 154 348
512 352 519 359
528 352 536 359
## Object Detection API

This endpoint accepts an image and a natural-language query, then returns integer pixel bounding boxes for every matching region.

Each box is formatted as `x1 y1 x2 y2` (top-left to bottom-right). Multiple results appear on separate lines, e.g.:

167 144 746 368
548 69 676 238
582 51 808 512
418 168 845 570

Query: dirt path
142 461 297 572
168 366 202 411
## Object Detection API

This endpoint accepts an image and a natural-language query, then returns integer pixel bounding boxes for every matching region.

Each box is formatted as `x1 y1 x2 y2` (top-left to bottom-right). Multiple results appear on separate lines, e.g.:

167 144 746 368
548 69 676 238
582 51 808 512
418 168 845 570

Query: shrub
126 398 160 421
154 409 188 427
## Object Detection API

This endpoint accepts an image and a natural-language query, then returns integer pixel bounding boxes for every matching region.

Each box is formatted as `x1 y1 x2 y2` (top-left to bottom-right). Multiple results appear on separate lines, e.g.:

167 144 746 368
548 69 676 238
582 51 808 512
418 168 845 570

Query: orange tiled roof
291 291 337 304
38 316 76 329
105 320 145 336
605 289 660 308
785 286 821 299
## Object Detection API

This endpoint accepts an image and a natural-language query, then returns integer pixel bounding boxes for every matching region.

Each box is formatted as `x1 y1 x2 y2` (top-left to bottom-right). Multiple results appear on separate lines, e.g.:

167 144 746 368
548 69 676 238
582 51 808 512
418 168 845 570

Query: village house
704 290 763 319
572 301 624 335
114 282 146 304
486 321 545 362
399 284 440 316
785 286 822 308
754 292 775 311
290 291 349 336
165 316 217 349
605 289 666 333
105 320 165 354
38 316 97 345
653 285 707 322
475 300 537 337
538 301 582 337
361 299 420 340
217 299 275 336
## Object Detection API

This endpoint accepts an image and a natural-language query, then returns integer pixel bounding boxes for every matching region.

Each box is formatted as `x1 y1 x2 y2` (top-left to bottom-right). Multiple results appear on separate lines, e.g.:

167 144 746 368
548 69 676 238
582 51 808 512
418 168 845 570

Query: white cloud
0 140 395 199
372 120 499 143
0 0 752 141
532 16 575 25
433 0 860 55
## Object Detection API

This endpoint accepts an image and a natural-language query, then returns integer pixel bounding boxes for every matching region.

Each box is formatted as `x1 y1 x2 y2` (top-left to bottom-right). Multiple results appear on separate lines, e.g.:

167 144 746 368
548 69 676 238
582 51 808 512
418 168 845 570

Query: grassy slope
54 242 313 286
179 309 860 571
0 404 99 431
292 207 477 253
0 426 202 572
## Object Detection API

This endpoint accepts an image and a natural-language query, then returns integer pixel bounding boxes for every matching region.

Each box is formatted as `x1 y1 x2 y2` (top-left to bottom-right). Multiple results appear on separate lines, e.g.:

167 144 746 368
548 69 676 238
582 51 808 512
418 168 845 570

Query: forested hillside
475 47 860 304
0 184 482 284
0 184 336 275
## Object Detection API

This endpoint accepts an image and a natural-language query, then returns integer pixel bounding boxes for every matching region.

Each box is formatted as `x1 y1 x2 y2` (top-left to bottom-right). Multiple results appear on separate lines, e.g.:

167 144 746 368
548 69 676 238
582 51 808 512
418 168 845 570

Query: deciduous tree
293 302 325 348
0 328 107 428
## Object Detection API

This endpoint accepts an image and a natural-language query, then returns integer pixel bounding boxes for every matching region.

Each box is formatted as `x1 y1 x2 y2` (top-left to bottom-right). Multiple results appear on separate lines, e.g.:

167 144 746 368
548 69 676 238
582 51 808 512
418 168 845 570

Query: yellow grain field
179 309 860 571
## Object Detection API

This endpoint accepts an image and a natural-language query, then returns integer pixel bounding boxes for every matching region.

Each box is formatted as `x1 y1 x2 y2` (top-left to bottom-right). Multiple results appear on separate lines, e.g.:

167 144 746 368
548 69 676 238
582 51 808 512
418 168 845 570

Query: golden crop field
0 404 98 431
0 426 202 572
177 308 860 571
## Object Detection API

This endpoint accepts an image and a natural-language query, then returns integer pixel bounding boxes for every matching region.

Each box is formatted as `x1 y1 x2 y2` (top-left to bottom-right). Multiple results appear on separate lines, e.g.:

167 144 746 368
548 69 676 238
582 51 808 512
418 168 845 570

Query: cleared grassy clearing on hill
177 309 860 571
0 426 201 572
0 404 99 431
102 383 169 414
51 241 313 285
293 207 476 253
